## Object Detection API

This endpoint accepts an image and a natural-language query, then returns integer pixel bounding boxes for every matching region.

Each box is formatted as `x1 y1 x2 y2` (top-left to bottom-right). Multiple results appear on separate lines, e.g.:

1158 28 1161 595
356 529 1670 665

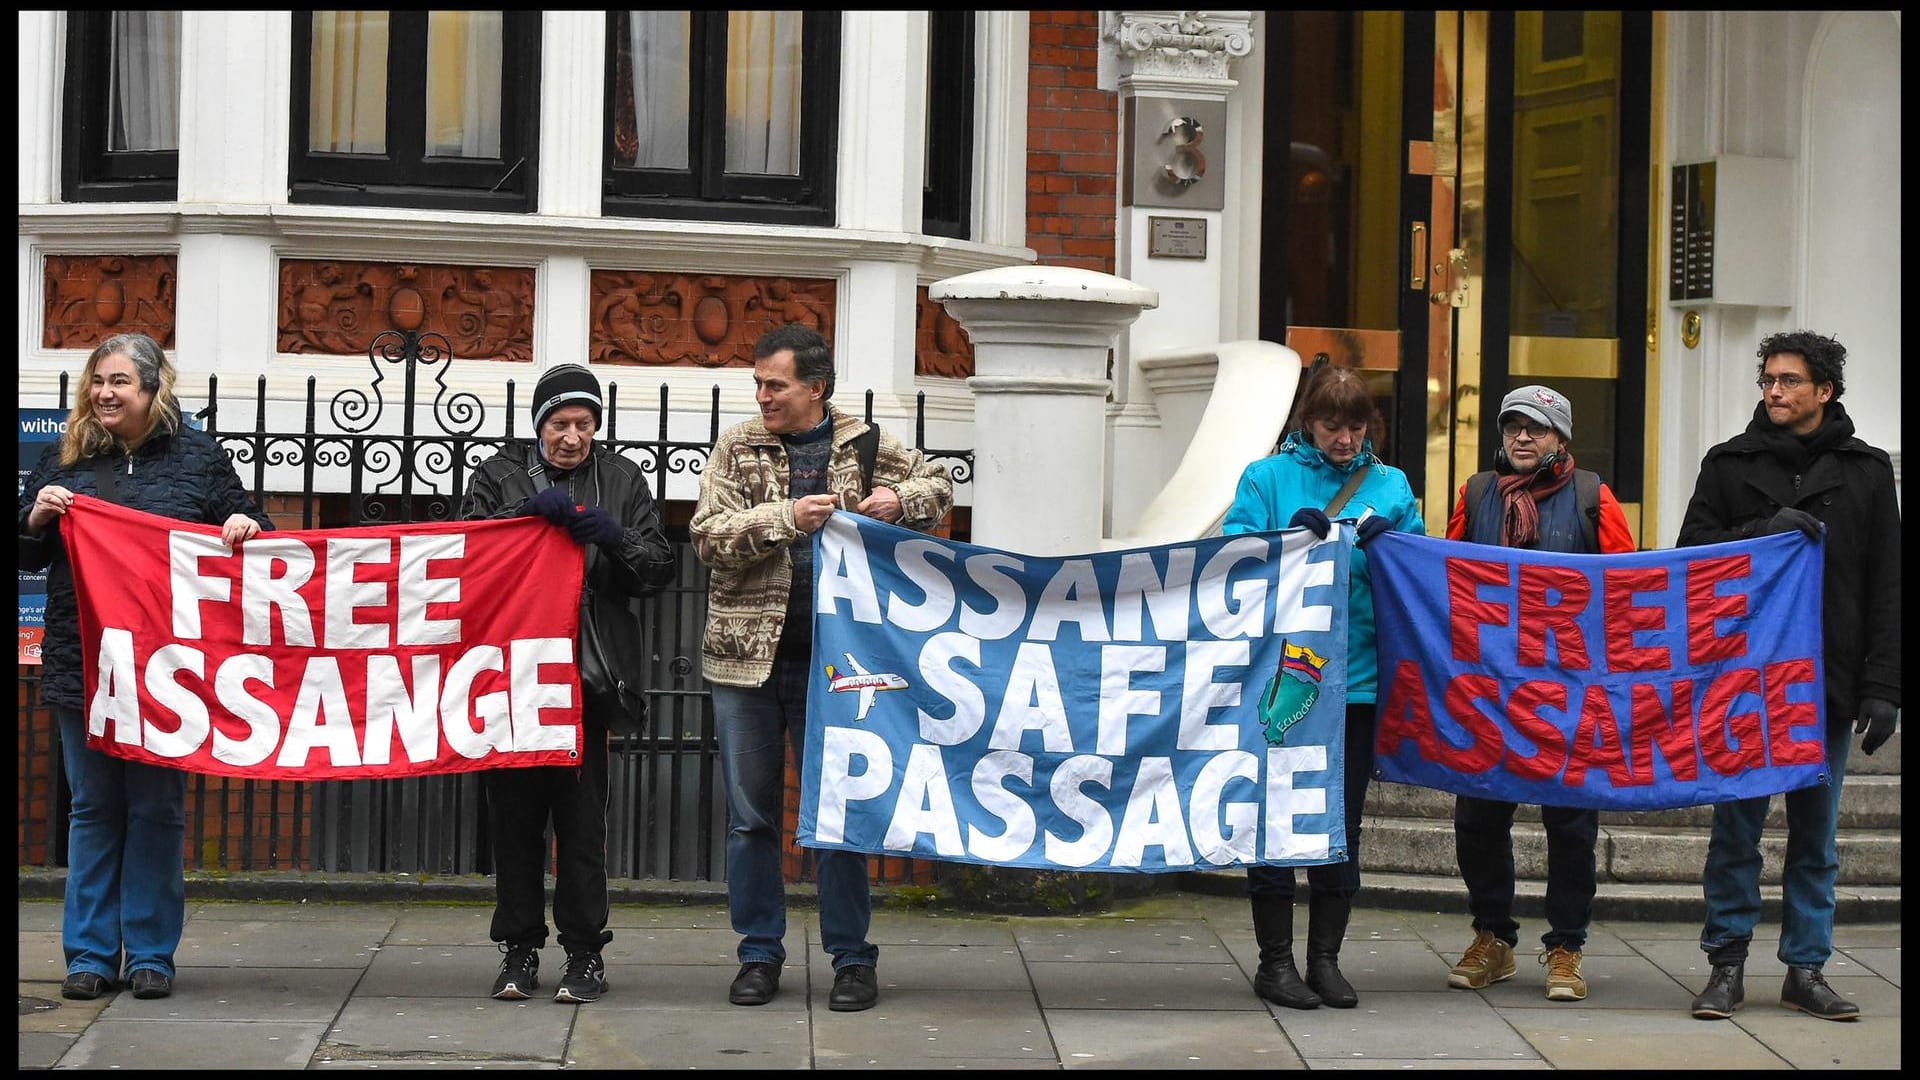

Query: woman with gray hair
19 332 272 1002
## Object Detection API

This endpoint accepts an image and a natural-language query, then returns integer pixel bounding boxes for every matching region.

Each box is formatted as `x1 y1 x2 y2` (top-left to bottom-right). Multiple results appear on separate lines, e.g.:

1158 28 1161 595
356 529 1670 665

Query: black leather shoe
728 962 780 1006
61 971 113 1001
1690 962 1744 1019
1781 965 1859 1021
829 964 878 1012
129 968 173 999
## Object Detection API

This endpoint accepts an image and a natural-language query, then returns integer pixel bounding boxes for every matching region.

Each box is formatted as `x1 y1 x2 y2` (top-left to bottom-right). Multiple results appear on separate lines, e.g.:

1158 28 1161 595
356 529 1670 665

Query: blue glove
1288 506 1331 539
568 506 625 547
523 486 576 526
1354 516 1392 547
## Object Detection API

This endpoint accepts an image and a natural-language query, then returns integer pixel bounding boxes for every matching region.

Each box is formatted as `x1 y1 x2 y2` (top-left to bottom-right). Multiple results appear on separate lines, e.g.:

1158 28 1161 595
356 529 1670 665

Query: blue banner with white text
1368 530 1827 810
797 514 1352 872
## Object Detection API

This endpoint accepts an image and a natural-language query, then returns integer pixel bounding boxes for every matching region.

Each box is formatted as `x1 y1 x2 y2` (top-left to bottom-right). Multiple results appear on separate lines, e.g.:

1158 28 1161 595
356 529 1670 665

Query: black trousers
1248 703 1377 900
1454 794 1599 951
487 725 612 954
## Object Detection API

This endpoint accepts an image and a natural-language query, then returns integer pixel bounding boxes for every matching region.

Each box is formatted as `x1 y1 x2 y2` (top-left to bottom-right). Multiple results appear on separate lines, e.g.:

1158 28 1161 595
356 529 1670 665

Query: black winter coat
19 425 273 709
460 443 676 730
1676 401 1901 720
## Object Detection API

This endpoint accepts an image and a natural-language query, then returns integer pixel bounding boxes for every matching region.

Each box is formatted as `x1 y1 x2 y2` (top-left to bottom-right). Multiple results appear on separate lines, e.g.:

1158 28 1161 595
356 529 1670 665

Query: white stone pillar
177 11 292 204
18 11 63 205
931 266 1158 555
538 12 607 219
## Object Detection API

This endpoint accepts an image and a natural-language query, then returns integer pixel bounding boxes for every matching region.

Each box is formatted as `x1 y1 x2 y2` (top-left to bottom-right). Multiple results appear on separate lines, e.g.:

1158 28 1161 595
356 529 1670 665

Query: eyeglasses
1500 419 1553 440
1756 374 1810 391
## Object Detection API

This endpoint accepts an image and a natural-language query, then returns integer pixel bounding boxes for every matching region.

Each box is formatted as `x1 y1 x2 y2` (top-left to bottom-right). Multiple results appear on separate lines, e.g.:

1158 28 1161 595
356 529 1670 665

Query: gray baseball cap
1499 384 1572 440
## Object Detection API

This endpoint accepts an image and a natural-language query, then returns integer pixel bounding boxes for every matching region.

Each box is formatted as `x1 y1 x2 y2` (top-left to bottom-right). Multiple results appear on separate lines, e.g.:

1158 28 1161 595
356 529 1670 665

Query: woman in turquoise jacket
1222 365 1424 1012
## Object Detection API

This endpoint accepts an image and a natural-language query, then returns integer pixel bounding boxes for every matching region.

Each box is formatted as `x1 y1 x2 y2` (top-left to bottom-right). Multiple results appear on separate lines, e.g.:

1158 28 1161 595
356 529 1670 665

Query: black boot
1690 961 1744 1020
1781 965 1859 1021
1304 890 1358 1008
1250 893 1320 1010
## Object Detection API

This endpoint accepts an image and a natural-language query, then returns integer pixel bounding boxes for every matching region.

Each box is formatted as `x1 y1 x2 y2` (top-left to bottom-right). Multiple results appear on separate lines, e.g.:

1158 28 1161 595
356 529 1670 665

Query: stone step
1360 815 1901 886
1847 727 1902 774
1365 772 1901 829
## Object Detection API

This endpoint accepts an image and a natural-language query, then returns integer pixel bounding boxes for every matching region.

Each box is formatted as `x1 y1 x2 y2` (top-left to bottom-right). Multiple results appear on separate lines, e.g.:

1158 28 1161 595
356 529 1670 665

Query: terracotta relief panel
915 286 975 378
588 271 836 367
42 254 178 350
277 260 535 362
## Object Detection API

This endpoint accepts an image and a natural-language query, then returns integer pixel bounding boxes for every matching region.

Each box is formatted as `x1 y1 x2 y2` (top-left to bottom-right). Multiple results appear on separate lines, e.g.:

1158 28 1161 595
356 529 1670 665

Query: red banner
62 495 586 779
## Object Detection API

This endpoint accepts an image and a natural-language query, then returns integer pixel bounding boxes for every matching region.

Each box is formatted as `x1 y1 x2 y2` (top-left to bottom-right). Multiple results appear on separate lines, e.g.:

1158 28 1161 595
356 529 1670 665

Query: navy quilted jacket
18 424 272 709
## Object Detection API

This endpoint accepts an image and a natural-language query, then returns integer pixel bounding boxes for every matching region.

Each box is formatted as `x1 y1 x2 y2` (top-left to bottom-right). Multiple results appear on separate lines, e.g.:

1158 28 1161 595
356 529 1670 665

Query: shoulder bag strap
1323 465 1369 518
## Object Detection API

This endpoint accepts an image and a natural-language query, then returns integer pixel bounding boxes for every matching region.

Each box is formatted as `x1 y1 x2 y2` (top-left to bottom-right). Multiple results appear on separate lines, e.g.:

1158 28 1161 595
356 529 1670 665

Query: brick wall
1026 11 1118 273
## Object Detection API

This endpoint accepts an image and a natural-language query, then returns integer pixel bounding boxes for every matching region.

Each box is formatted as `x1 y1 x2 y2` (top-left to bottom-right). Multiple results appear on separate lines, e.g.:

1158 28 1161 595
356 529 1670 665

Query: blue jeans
56 706 188 980
1701 719 1852 968
710 655 877 971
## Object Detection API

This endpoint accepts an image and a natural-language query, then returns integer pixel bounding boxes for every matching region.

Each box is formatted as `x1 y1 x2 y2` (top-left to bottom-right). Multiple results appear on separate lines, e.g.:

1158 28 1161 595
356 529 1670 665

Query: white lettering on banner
397 534 465 645
917 632 987 744
959 553 1027 640
89 627 140 743
816 726 893 842
987 642 1074 752
886 539 958 632
142 643 209 758
1112 548 1195 642
884 743 966 856
169 531 230 639
1112 757 1194 867
361 654 443 766
278 657 362 768
509 636 577 752
1044 755 1115 867
815 517 883 623
241 539 316 646
1275 531 1336 633
325 538 392 649
441 645 510 759
1190 750 1259 865
1197 537 1272 639
1179 640 1249 750
1264 744 1331 861
212 654 280 766
967 751 1038 862
1096 645 1165 755
1028 559 1109 643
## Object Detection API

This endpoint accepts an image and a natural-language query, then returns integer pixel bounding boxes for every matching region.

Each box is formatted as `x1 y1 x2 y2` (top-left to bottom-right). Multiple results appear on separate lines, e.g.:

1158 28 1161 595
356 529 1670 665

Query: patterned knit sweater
690 403 954 688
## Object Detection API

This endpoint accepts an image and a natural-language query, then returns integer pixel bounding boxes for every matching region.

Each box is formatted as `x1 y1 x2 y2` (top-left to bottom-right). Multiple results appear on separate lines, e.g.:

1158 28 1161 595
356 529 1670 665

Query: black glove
1762 507 1822 541
1288 506 1332 539
523 486 576 526
568 506 625 547
1353 516 1392 548
1856 697 1898 756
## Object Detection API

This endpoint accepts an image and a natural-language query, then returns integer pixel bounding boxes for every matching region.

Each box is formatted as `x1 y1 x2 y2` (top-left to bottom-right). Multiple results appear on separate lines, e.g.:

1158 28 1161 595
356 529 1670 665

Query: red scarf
1493 453 1576 548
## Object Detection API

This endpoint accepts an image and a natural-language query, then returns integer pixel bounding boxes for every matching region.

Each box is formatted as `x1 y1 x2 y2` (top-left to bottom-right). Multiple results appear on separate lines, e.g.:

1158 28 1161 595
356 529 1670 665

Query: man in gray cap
1440 383 1636 1003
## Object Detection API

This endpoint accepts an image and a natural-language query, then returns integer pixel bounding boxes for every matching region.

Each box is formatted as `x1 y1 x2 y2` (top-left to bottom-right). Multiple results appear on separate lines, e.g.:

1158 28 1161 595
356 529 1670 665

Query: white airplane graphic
823 653 909 721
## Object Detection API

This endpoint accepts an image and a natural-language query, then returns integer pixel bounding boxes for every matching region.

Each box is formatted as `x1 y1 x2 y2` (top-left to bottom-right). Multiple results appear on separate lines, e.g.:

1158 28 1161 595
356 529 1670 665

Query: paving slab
1275 990 1542 1063
1014 917 1234 963
17 930 65 984
1628 938 1874 986
1309 1058 1553 1070
320 995 574 1063
814 1055 1063 1070
867 911 1020 947
1471 951 1696 1010
1837 946 1900 985
606 902 738 930
1504 1007 1794 1069
1048 1008 1305 1068
186 901 403 925
61 1018 328 1069
871 942 1031 992
1727 1010 1904 1068
568 1004 815 1068
1323 938 1459 994
1028 960 1262 1011
809 988 1054 1063
94 964 362 1022
604 926 748 965
311 1058 562 1069
355 943 515 997
17 903 62 932
587 961 809 1012
18 1031 77 1070
18 981 110 1036
176 920 386 969
383 905 497 945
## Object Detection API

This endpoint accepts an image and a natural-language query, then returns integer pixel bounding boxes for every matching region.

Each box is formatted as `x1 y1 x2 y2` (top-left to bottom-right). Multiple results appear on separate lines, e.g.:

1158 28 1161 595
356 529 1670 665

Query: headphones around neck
1494 443 1565 476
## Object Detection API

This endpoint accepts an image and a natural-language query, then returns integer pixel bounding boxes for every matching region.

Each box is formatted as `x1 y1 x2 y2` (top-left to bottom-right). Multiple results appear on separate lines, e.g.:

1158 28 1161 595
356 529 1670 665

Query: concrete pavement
19 892 1901 1069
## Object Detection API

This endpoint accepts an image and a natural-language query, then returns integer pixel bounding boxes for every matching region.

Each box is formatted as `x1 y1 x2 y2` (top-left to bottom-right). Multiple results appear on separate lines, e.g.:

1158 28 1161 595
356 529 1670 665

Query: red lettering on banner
1376 660 1440 761
1564 684 1639 788
1447 557 1511 663
1437 674 1505 774
1686 554 1751 665
1516 564 1591 670
1697 667 1766 776
1503 680 1569 781
1603 566 1671 672
1762 658 1825 767
1627 680 1699 782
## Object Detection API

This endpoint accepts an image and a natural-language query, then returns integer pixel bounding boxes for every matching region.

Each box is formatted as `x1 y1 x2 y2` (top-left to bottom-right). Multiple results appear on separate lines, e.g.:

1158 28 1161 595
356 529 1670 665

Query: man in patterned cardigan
691 323 953 1014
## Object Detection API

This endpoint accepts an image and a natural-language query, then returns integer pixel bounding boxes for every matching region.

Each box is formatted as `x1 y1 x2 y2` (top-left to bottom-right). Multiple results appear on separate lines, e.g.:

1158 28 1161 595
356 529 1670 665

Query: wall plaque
1148 216 1208 259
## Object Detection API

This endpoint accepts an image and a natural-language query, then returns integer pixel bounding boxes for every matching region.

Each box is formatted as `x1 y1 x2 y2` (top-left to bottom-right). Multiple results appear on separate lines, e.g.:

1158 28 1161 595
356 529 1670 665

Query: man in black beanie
461 362 675 1005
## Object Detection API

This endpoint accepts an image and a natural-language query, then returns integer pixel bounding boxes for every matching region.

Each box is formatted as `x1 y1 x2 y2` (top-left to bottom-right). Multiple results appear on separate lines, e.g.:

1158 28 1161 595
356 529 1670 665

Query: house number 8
1161 117 1207 187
